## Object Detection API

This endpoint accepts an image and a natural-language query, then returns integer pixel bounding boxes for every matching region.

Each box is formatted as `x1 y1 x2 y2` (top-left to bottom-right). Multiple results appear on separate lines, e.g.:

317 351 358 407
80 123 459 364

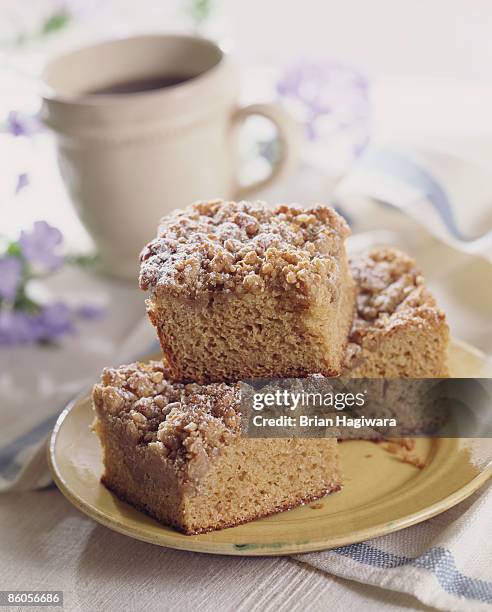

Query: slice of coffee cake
139 200 355 382
92 361 342 535
344 248 449 377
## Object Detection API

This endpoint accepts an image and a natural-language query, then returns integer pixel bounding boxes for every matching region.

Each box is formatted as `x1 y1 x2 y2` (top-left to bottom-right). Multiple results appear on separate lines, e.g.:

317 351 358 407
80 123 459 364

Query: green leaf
41 10 71 35
6 242 22 258
65 252 100 268
14 290 40 313
188 0 215 24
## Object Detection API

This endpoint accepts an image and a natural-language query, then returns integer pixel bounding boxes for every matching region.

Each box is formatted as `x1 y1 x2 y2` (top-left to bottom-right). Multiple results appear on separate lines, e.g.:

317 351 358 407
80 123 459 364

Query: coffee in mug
41 34 302 280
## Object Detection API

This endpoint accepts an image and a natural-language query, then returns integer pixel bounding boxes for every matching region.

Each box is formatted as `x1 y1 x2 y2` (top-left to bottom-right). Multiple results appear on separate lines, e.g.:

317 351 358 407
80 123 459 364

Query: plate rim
48 389 492 557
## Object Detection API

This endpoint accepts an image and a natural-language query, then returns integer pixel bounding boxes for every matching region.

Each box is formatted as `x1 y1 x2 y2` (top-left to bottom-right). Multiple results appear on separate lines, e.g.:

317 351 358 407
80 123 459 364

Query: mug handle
232 103 303 199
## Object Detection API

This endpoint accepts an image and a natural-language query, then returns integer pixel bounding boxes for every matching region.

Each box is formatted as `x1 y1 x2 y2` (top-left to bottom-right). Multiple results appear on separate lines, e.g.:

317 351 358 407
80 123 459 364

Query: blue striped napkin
295 482 492 611
336 145 492 261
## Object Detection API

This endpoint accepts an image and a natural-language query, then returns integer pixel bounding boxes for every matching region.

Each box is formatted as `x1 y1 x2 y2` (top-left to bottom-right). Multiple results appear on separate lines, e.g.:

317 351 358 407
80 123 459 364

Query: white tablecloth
2 488 441 612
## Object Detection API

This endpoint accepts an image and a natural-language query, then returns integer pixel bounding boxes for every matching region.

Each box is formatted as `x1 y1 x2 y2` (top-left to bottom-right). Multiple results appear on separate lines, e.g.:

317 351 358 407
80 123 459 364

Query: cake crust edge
102 475 342 535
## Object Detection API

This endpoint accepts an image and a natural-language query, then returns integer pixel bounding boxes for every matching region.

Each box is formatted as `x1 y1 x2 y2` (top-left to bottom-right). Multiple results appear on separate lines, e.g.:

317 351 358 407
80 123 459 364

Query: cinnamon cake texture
92 361 341 535
344 248 449 377
139 200 355 382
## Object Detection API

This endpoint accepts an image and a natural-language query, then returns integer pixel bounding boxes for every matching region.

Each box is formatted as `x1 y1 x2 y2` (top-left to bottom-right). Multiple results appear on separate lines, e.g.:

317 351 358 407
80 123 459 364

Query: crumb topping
93 361 241 484
344 248 445 366
139 200 350 298
378 438 426 469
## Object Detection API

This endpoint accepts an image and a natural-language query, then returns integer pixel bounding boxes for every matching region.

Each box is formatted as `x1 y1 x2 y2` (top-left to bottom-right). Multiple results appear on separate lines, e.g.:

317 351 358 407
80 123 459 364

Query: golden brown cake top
139 199 350 298
344 247 447 365
92 361 241 481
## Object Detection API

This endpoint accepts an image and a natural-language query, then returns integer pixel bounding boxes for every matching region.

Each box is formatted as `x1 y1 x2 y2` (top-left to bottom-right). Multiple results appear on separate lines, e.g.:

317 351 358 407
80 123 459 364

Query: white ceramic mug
41 34 302 279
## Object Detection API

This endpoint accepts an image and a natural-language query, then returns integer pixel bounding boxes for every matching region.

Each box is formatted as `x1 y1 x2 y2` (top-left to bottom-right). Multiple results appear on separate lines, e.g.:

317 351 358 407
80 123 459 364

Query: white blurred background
3 0 492 238
3 0 492 79
230 0 492 81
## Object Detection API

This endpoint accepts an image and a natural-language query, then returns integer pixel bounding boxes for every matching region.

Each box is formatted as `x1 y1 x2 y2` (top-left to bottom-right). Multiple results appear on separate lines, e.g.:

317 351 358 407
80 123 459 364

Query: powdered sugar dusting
139 200 350 298
346 247 446 358
93 361 241 481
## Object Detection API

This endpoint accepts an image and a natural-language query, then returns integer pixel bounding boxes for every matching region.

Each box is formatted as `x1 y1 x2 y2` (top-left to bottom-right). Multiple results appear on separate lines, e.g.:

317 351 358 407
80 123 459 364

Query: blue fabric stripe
335 542 492 603
361 149 474 242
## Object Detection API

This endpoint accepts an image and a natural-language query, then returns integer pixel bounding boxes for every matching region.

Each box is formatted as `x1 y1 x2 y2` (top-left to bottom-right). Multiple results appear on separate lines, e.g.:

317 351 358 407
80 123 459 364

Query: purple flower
277 61 370 149
0 311 40 345
19 221 64 272
15 173 29 195
4 111 42 138
75 304 106 320
38 302 74 340
0 257 23 302
0 303 75 346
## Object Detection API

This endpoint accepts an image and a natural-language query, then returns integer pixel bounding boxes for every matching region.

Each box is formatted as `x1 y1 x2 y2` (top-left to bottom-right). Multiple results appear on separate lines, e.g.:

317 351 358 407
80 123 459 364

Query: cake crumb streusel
346 248 445 358
139 200 350 298
343 248 449 377
93 361 242 483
